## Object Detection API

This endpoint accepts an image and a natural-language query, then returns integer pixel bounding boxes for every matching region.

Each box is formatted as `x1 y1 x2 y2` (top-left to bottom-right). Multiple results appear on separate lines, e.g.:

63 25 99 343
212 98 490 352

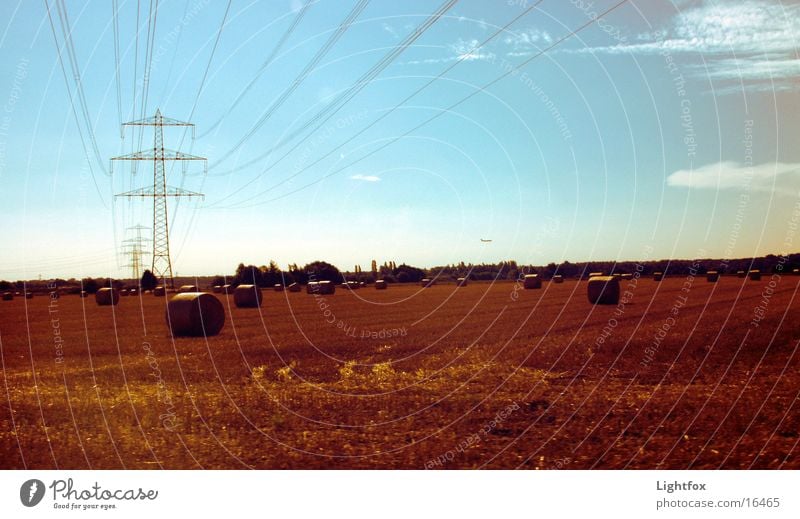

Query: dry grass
1 278 798 469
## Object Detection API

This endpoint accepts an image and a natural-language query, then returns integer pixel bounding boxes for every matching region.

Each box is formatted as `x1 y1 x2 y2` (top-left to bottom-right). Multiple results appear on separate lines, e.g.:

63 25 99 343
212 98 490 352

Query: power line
43 0 107 206
197 0 314 138
224 0 630 208
134 0 160 169
210 1 532 208
208 0 371 168
206 0 461 184
210 0 544 207
157 0 191 105
168 0 233 237
185 0 232 123
112 0 123 133
50 0 109 176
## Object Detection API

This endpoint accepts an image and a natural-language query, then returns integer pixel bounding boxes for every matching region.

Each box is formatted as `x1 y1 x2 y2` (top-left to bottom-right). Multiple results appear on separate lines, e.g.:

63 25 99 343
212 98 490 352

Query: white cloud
504 28 552 49
350 174 381 182
450 38 495 62
382 23 398 39
402 38 497 66
572 0 800 92
667 161 800 193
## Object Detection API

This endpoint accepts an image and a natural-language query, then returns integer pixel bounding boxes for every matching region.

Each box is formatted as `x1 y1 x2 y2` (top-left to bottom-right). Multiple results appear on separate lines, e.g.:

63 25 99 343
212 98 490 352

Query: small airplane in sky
480 238 492 243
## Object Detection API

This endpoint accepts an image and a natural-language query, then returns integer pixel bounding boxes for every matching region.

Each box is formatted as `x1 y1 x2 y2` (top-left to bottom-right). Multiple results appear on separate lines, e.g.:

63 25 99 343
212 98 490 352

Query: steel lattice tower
111 110 206 287
122 225 150 281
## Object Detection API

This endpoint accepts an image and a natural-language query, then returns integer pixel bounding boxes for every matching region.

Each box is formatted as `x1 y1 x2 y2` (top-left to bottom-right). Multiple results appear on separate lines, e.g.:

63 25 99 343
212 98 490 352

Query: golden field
1 275 798 469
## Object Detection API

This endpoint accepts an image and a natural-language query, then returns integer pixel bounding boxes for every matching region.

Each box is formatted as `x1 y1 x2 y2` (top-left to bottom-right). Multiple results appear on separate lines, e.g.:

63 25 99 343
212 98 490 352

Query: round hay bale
375 279 387 290
588 272 604 279
234 284 263 308
523 274 541 289
587 276 620 305
737 271 746 278
80 291 89 298
153 286 166 297
306 281 319 294
129 288 138 296
222 284 232 294
653 272 663 281
552 275 564 284
25 292 33 299
2 292 13 301
165 293 225 337
792 268 799 275
706 271 719 282
178 285 197 293
288 283 301 293
212 285 222 294
273 284 284 292
749 270 761 281
347 281 360 290
457 277 468 287
120 288 129 296
420 278 436 288
95 288 119 306
621 273 633 280
318 280 335 295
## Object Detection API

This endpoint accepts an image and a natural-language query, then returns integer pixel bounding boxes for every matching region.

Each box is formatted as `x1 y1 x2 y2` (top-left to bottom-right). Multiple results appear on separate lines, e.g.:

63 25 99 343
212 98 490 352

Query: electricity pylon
111 110 206 287
122 225 150 281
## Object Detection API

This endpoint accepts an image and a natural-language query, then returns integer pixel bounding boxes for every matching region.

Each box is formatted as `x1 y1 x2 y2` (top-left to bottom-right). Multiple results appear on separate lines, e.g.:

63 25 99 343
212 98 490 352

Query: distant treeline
211 254 800 288
3 254 798 292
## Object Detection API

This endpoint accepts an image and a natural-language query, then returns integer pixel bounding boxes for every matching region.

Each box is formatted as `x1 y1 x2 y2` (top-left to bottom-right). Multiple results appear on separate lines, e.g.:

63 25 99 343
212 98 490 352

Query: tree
140 270 158 291
235 264 264 286
302 261 342 283
393 263 425 283
81 278 100 294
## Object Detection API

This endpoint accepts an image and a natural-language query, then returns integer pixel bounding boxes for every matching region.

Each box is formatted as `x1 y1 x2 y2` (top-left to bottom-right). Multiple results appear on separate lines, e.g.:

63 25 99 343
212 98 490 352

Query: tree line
2 253 797 293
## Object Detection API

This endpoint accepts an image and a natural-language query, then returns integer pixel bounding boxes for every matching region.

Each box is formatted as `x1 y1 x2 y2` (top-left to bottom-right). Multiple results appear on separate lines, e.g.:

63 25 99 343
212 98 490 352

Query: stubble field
1 274 798 469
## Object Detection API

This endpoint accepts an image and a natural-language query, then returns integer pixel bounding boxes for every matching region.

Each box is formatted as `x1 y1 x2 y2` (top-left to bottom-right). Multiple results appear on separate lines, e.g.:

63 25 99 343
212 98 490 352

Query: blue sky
0 0 798 280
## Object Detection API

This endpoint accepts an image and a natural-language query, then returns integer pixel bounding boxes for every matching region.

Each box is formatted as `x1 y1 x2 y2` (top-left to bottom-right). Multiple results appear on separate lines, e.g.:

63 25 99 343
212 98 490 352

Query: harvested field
1 277 798 469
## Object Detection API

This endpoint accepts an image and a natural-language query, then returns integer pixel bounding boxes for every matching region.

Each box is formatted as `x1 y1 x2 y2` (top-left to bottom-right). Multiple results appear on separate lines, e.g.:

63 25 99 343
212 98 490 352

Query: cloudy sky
0 0 798 279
